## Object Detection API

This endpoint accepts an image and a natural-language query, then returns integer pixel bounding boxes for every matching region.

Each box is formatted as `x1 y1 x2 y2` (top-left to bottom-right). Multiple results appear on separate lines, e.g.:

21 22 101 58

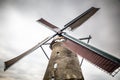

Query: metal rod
41 46 49 60
79 35 92 41
43 43 51 45
87 35 92 43
80 58 84 66
80 35 91 66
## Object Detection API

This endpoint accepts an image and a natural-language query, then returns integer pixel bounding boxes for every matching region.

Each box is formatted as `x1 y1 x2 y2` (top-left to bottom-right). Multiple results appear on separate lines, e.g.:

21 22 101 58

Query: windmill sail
37 18 60 32
64 7 99 30
4 36 53 71
61 33 120 75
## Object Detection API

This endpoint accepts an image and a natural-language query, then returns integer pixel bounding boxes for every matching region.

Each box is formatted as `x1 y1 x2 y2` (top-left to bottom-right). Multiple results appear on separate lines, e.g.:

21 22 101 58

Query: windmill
4 7 120 79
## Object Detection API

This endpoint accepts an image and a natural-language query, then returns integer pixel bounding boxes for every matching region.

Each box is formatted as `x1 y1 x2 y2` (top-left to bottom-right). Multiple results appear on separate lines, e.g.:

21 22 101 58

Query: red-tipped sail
61 33 120 75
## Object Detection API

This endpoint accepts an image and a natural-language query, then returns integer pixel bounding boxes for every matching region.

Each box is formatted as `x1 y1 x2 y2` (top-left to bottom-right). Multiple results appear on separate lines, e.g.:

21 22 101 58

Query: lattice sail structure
61 33 120 76
4 7 120 78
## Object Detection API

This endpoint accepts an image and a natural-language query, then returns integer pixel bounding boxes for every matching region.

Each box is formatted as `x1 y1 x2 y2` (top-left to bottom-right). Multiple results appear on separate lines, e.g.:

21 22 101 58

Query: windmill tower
4 7 120 80
43 36 84 80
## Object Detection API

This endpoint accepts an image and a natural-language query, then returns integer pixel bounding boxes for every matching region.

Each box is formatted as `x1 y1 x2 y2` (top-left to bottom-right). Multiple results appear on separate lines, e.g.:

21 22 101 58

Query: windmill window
54 63 58 69
56 52 60 55
51 77 55 80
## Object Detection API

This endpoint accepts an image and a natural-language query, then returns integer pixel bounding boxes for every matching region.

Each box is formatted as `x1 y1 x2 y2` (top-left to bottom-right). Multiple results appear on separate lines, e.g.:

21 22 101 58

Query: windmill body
43 37 84 80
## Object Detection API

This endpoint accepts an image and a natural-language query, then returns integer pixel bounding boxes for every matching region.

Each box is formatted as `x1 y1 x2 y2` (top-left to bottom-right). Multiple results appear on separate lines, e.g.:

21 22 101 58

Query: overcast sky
0 0 120 80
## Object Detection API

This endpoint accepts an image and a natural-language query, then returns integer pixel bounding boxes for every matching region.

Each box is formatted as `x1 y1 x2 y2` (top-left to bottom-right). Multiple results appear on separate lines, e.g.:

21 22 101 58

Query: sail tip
4 62 8 71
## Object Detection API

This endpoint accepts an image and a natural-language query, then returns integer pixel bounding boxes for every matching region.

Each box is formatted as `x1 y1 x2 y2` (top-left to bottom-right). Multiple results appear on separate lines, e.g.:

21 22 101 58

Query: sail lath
64 7 99 30
37 18 60 32
62 33 120 75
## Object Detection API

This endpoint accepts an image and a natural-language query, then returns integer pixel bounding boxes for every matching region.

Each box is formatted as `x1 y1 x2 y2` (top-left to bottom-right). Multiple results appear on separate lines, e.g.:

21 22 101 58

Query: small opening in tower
54 63 58 69
51 77 55 80
57 52 60 55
